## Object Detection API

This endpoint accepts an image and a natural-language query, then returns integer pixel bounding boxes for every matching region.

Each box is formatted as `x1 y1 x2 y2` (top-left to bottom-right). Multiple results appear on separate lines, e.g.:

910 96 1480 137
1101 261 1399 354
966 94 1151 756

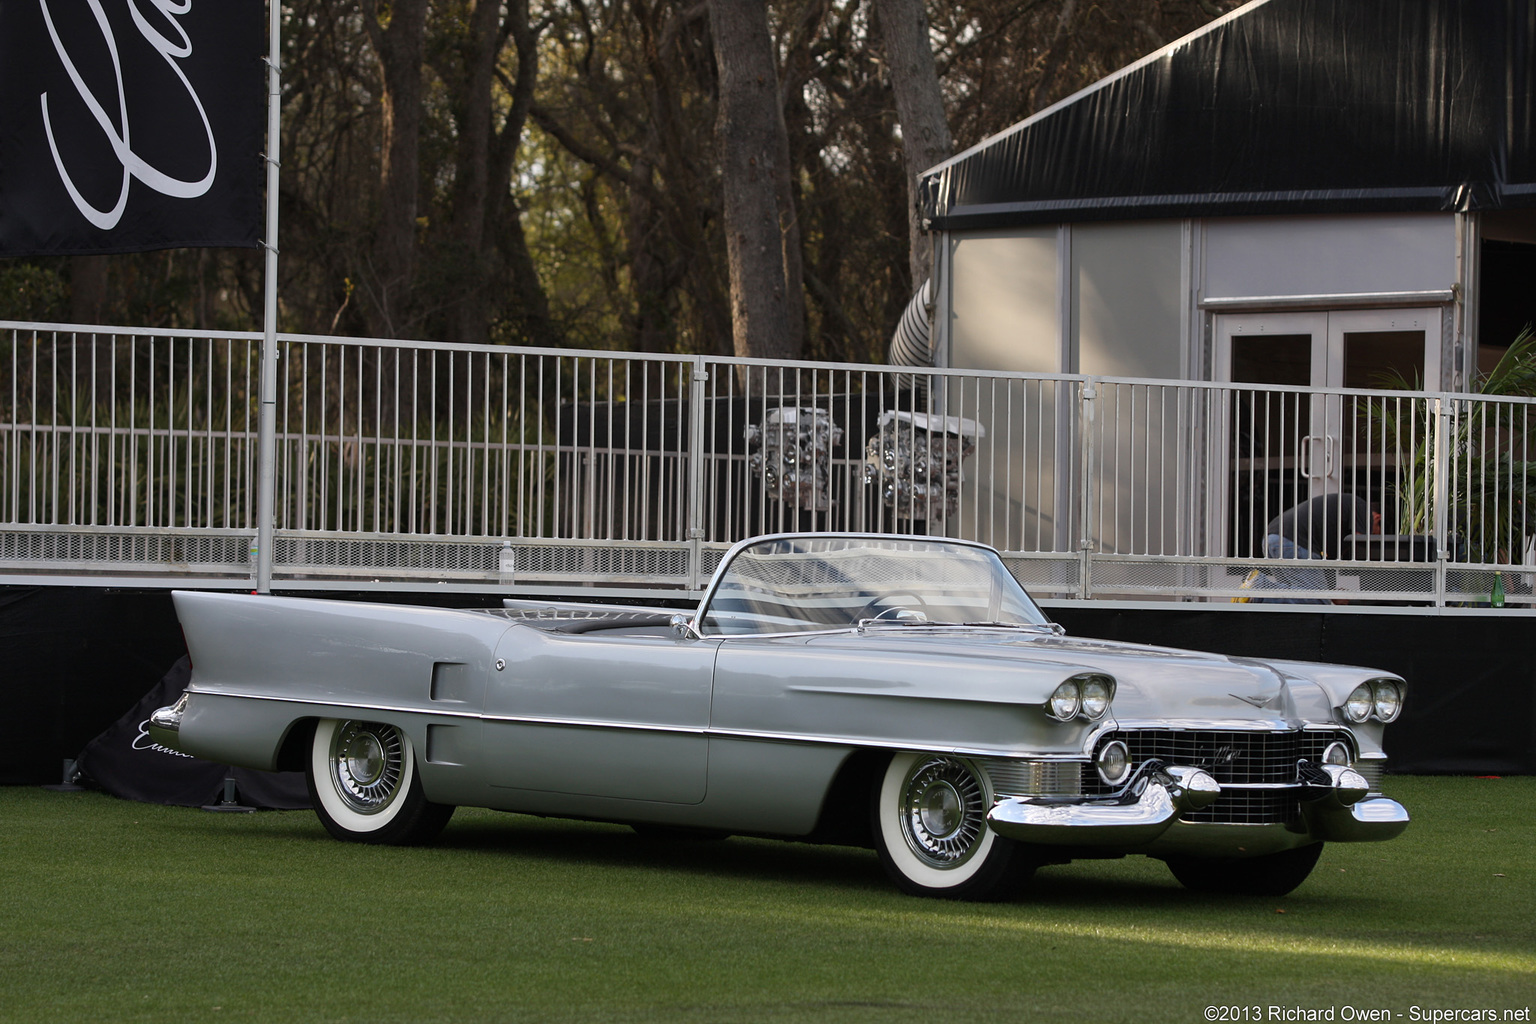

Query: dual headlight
1046 673 1115 722
1342 678 1404 723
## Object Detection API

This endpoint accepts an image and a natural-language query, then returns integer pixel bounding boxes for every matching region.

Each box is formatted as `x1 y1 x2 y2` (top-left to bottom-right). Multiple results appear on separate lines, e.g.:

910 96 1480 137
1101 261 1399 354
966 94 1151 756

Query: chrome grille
980 759 1082 799
1353 758 1385 794
1084 728 1355 825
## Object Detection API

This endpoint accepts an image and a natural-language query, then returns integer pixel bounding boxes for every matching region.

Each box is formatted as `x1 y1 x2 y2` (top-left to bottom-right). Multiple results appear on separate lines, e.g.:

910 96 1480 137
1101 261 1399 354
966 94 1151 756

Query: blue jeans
1247 535 1327 604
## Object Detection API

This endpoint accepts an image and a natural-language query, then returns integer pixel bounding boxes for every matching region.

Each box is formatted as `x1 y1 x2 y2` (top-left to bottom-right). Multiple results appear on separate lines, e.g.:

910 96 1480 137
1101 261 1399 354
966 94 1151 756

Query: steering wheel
858 591 930 623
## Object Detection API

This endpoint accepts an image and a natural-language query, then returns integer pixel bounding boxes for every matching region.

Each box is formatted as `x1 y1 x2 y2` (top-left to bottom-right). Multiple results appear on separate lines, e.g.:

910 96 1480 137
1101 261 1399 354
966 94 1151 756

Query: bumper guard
986 759 1408 848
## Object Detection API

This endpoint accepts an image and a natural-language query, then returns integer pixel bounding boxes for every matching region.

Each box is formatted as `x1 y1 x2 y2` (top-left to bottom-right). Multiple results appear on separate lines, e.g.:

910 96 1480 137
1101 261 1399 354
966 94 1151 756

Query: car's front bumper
985 761 1408 855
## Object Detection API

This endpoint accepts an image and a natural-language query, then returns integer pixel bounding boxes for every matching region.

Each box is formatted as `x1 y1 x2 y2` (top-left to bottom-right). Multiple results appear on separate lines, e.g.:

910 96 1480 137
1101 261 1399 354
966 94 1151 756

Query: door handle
1298 434 1334 481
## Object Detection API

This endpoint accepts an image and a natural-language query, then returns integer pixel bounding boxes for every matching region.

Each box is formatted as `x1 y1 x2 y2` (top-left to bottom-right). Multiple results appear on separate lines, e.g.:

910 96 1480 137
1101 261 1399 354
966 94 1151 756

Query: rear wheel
307 719 454 845
1165 843 1323 896
872 752 1033 900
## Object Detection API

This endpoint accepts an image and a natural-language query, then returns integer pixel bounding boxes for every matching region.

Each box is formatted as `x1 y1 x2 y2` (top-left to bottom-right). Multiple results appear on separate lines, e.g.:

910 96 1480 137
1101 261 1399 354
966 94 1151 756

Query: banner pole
255 0 281 593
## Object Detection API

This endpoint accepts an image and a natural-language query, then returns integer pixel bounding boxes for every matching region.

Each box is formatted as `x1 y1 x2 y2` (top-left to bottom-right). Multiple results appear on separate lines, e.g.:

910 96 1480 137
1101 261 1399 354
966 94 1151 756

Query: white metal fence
4 320 1533 605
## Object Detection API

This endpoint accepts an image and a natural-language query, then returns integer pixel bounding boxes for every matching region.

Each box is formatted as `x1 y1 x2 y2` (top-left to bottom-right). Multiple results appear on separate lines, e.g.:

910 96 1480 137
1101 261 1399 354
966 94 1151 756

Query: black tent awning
923 0 1536 231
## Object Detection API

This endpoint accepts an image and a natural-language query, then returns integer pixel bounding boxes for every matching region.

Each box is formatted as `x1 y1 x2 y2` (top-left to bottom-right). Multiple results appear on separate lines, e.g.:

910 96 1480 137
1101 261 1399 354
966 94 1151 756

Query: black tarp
1050 606 1536 775
923 0 1536 230
0 586 189 785
73 656 309 809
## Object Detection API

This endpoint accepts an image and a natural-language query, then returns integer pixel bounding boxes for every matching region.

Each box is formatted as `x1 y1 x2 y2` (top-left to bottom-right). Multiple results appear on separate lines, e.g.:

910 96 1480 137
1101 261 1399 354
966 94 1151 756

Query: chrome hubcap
330 722 404 814
901 757 987 868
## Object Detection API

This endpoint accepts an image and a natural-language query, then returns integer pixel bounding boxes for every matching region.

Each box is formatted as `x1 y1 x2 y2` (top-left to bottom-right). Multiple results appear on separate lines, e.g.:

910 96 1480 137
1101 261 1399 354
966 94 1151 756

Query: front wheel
1164 843 1323 896
307 719 454 845
872 752 1033 900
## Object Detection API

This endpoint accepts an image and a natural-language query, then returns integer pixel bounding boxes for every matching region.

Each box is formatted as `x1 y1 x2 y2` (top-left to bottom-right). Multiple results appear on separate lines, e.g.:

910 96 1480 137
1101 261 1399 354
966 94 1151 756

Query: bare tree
708 0 804 361
873 0 952 289
427 0 554 349
359 0 429 339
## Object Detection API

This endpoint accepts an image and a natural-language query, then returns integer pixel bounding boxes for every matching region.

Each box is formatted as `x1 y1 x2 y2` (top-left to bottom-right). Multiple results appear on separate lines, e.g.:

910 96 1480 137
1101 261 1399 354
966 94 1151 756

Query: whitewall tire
307 719 454 845
872 752 1032 900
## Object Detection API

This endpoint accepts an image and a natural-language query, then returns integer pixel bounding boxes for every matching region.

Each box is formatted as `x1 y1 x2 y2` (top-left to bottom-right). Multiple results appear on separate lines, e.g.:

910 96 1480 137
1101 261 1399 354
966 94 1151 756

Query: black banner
74 656 310 809
0 0 265 255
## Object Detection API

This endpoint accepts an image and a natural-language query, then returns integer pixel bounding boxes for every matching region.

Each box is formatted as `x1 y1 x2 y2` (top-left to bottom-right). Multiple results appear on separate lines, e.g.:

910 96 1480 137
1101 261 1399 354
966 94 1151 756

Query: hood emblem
1202 746 1238 769
1230 692 1278 709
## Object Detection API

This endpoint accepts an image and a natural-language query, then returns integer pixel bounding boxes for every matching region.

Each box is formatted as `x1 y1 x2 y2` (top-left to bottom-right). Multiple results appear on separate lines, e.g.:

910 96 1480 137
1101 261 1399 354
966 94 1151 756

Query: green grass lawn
1 777 1531 1024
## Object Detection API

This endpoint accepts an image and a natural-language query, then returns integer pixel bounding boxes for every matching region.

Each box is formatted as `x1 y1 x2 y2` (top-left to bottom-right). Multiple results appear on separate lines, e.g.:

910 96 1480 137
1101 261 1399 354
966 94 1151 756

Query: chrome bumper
1302 794 1410 842
146 694 188 750
986 761 1408 850
986 764 1218 847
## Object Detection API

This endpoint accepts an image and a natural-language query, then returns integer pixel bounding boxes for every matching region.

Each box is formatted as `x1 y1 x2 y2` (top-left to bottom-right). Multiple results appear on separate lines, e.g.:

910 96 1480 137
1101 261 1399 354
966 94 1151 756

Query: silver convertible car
150 533 1408 900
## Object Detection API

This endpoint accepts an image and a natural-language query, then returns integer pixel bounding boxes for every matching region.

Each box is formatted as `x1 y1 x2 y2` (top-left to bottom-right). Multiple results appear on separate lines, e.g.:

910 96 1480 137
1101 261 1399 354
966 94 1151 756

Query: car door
480 627 721 804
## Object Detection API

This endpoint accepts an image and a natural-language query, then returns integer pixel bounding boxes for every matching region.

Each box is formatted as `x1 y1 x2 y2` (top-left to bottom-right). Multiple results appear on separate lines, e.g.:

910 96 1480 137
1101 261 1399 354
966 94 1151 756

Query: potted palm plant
1370 325 1536 594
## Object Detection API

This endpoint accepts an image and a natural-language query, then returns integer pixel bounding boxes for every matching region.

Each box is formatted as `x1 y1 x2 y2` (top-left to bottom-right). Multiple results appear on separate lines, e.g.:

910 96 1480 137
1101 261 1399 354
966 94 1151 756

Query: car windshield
697 535 1052 636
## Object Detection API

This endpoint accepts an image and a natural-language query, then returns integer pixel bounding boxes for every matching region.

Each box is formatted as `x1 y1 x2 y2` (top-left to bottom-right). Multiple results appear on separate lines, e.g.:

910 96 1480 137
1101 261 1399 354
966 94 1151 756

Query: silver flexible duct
887 277 934 369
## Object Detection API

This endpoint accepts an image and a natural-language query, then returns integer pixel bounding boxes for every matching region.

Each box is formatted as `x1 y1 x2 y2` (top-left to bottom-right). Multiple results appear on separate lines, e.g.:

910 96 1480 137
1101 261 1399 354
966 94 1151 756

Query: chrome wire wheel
900 756 987 868
328 721 406 814
307 718 453 845
873 751 1031 900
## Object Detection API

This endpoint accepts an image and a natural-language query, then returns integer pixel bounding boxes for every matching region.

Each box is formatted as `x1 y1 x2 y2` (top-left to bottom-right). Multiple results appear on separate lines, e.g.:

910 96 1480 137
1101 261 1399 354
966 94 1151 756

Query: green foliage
0 261 68 323
1 777 1531 1022
1371 325 1536 564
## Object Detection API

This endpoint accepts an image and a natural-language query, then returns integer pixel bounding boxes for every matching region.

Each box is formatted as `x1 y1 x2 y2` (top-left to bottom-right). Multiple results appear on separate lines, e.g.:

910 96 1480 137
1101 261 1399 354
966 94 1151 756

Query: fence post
254 2 282 593
1077 378 1099 599
686 357 708 590
1430 396 1451 607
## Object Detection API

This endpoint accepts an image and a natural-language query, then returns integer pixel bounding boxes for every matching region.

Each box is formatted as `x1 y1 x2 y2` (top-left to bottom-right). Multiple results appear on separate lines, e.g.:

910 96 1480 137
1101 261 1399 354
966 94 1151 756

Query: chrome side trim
176 688 1085 758
180 688 483 720
478 713 707 735
698 726 1078 759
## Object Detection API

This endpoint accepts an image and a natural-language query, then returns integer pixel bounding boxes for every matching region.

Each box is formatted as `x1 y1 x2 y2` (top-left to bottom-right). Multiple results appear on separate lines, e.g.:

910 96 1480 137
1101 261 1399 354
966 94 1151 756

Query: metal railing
4 320 1533 606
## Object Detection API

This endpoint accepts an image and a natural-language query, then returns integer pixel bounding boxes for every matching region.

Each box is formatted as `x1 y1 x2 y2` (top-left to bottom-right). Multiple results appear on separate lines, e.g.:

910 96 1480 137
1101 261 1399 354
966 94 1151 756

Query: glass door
1214 309 1441 556
1215 313 1325 557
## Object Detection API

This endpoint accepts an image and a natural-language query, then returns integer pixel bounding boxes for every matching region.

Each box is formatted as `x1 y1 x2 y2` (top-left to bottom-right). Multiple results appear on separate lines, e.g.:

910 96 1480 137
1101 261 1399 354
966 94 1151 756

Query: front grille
1085 728 1355 825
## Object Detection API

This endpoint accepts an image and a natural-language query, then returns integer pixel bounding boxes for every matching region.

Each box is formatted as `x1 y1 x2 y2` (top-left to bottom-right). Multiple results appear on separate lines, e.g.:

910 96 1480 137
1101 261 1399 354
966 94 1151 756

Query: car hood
796 627 1314 726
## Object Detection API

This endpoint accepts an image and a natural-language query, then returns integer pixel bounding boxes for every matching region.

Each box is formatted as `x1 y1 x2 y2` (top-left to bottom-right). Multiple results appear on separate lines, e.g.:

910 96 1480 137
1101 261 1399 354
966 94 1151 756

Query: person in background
1242 493 1380 604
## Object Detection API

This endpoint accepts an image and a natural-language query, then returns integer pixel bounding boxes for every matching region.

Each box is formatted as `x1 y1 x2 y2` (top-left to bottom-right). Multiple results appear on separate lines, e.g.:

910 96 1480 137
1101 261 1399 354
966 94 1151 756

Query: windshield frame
691 533 1052 638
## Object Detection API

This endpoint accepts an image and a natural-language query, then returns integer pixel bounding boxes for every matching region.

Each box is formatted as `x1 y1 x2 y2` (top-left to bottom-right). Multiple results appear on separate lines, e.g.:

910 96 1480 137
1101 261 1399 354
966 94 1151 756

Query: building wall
1202 214 1458 301
937 212 1462 559
1072 221 1184 378
942 219 1190 556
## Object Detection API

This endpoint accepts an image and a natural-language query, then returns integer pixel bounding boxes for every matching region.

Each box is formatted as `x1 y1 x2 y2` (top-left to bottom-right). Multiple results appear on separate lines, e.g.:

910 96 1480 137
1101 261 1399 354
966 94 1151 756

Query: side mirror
670 613 696 640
